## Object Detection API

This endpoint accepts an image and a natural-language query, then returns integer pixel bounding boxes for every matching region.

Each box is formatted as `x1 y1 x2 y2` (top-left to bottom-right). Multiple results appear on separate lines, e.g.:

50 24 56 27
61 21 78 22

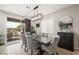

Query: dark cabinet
25 19 31 32
57 32 74 51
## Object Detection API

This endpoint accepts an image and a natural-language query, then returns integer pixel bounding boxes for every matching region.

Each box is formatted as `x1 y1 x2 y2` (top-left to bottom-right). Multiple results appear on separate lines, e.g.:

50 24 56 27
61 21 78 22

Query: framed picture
36 23 40 27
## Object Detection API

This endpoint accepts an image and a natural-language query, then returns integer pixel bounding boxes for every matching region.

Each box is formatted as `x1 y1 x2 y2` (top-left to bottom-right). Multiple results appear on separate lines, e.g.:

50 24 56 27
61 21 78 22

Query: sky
7 21 21 28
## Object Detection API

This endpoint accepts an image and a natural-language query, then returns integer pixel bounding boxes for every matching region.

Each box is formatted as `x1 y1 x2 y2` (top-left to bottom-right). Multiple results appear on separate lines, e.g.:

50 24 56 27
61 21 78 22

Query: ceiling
0 4 74 19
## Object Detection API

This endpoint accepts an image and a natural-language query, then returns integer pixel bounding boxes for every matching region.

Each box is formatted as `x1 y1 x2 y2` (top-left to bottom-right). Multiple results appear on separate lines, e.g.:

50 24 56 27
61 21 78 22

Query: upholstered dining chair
41 35 60 55
26 35 39 55
21 32 27 51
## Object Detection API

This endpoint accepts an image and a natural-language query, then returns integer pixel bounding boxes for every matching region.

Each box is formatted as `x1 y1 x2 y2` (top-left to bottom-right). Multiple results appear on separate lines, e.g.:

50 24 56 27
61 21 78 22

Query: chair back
41 35 60 54
26 35 38 50
21 34 27 45
52 35 60 48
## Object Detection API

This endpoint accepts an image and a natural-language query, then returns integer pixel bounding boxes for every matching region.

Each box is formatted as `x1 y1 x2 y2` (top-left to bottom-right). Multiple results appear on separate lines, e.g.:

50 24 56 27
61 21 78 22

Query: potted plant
30 26 36 35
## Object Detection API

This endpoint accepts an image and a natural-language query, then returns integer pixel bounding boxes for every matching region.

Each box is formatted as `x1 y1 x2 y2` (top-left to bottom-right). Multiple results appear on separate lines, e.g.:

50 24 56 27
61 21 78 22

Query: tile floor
0 43 28 55
57 47 79 55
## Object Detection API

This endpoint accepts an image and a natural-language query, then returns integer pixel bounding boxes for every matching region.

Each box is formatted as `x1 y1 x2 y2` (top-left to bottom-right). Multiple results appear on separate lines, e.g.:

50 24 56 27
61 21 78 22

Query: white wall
31 5 79 49
41 15 54 34
0 10 24 45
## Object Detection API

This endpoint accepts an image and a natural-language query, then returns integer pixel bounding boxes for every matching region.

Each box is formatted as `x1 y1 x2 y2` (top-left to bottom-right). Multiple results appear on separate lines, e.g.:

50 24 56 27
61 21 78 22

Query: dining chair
21 33 27 51
41 35 60 55
26 35 39 55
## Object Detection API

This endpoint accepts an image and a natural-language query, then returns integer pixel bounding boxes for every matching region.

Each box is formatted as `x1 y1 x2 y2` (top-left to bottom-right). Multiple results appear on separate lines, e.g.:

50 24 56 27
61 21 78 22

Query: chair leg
31 50 33 55
26 48 28 52
24 46 27 51
56 52 59 55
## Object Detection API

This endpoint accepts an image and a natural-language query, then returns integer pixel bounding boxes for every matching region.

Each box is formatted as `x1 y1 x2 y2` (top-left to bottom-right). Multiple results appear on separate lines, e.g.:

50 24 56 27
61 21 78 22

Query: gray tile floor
0 43 28 55
0 40 79 55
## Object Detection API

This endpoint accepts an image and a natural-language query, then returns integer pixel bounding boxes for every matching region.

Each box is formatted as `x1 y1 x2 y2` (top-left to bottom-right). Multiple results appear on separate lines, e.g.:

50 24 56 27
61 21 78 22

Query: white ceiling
0 4 74 19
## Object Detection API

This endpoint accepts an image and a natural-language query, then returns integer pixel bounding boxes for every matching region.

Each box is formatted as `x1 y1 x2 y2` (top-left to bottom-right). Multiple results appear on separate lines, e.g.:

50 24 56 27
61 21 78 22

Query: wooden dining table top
32 36 54 44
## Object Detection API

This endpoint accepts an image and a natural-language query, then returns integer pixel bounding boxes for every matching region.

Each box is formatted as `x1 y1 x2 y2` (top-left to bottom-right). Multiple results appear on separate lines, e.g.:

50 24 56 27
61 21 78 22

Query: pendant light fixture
31 5 43 20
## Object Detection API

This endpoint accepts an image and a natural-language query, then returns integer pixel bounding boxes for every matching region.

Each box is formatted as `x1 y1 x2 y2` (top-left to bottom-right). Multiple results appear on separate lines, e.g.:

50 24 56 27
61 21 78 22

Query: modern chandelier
31 5 43 20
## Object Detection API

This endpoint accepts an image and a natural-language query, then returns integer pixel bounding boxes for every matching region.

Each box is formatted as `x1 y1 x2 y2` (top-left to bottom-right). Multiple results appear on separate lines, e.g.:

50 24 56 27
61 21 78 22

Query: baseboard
74 48 79 51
